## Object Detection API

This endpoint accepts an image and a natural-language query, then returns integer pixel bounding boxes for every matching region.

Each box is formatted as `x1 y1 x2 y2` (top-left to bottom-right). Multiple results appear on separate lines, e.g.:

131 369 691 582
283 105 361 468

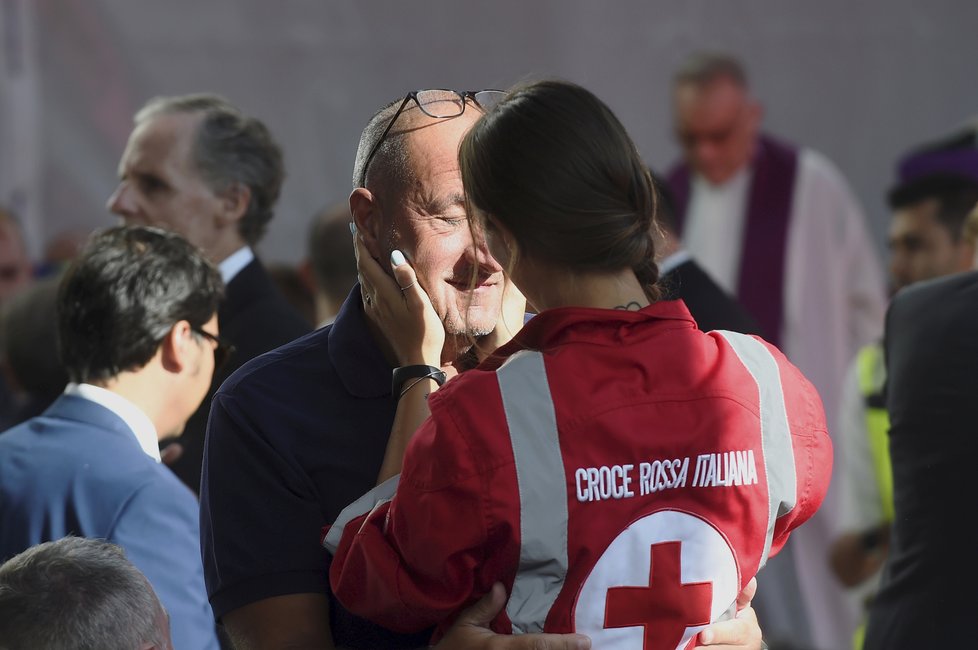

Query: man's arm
200 389 342 648
222 593 334 650
112 479 220 650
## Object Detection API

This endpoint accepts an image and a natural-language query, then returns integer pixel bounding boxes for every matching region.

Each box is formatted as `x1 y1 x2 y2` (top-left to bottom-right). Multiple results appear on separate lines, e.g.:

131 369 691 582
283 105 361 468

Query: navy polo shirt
200 286 433 648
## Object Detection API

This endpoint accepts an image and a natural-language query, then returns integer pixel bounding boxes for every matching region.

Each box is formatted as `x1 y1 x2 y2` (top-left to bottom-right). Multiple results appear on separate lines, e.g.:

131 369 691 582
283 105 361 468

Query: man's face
165 314 219 439
888 198 970 290
107 112 225 256
673 78 760 185
381 110 504 337
191 314 220 400
0 223 31 304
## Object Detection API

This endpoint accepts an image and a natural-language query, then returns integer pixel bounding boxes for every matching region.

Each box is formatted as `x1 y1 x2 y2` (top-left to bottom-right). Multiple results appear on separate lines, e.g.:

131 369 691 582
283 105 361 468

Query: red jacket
325 300 831 648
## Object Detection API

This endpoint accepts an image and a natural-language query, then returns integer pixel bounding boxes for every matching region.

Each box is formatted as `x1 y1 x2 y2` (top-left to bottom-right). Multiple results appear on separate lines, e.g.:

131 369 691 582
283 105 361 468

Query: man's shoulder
223 259 312 346
890 271 978 321
794 145 851 192
217 325 331 398
0 406 141 461
0 415 184 522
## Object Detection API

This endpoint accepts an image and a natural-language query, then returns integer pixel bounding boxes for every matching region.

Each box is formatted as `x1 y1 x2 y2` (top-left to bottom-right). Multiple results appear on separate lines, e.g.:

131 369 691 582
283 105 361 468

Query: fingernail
349 222 357 236
391 249 406 267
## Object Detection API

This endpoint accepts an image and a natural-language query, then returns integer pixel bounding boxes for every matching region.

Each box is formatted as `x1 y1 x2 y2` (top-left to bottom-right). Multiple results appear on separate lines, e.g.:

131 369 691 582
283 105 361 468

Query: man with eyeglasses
665 51 887 650
201 89 763 649
0 225 225 649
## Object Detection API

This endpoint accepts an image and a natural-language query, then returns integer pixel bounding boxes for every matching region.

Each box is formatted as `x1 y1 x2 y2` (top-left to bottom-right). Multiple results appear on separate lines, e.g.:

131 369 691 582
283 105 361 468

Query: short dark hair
888 175 978 242
0 536 168 649
459 79 661 299
57 225 224 384
307 202 358 304
673 51 748 89
136 93 284 245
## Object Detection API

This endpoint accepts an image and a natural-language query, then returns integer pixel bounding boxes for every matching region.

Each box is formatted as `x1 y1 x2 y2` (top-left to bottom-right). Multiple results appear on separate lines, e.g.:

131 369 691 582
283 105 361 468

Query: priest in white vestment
666 51 887 650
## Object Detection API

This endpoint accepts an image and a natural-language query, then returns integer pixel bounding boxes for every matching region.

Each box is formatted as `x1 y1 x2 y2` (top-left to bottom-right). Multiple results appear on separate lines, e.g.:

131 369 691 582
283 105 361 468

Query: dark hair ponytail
460 79 661 302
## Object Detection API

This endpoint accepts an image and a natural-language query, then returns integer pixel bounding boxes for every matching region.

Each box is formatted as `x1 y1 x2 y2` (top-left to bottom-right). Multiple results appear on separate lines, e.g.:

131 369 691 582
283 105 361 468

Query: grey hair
136 93 284 245
673 51 749 89
351 98 414 191
0 536 169 650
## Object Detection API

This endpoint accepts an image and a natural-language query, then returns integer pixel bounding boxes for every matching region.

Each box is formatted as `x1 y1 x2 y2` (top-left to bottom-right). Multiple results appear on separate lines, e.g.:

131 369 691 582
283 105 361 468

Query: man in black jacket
863 268 978 648
107 93 311 492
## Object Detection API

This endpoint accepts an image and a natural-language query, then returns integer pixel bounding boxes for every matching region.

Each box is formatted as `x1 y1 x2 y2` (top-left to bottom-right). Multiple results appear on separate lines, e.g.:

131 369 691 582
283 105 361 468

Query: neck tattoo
614 301 643 311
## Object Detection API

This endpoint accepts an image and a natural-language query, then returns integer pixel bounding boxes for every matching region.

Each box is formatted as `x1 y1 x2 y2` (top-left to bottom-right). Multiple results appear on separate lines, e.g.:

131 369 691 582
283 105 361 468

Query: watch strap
392 364 447 396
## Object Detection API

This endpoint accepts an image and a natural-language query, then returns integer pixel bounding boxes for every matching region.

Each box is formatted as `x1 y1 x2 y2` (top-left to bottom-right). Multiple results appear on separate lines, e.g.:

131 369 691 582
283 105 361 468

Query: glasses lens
194 327 233 369
473 90 507 112
414 90 466 118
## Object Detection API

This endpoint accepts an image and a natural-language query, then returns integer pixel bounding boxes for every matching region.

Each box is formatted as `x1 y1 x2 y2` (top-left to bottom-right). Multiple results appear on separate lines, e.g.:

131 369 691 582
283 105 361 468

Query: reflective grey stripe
497 350 568 634
716 331 797 567
323 474 399 554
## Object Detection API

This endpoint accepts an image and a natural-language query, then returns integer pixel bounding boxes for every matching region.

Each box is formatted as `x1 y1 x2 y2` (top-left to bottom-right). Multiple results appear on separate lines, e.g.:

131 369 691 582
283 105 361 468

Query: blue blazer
0 394 218 650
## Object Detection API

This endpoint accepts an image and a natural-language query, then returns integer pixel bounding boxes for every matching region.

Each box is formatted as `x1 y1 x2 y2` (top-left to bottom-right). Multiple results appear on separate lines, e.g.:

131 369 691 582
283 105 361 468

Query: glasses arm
358 94 415 188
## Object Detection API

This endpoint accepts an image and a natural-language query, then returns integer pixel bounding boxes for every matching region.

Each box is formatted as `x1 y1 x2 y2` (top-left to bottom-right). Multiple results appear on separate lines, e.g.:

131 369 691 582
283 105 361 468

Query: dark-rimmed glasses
358 89 506 188
191 326 235 369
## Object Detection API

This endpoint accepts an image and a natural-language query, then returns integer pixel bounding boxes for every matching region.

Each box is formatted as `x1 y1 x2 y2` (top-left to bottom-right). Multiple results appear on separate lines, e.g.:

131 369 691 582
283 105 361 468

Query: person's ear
218 182 251 226
158 320 194 374
349 187 386 261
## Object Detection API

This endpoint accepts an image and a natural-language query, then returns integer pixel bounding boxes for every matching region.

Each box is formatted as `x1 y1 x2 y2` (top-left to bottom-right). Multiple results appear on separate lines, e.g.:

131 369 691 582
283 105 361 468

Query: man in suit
107 93 311 491
652 175 762 335
862 268 978 648
0 536 173 649
829 130 978 642
0 225 224 649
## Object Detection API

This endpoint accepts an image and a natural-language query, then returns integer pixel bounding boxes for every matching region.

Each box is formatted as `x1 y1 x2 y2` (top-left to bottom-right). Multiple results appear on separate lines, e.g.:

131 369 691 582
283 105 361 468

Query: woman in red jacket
326 80 830 650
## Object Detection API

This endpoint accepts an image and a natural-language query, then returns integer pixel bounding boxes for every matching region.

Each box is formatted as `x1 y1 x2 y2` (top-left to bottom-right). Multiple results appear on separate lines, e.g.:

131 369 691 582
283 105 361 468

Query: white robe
684 147 887 650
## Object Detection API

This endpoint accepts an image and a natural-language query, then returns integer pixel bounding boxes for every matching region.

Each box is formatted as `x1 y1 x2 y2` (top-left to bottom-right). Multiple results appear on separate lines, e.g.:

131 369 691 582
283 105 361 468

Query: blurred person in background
299 201 359 327
665 51 887 650
0 208 32 304
863 257 978 648
651 173 763 335
0 274 68 429
831 126 978 648
0 207 34 432
267 261 317 328
107 93 311 490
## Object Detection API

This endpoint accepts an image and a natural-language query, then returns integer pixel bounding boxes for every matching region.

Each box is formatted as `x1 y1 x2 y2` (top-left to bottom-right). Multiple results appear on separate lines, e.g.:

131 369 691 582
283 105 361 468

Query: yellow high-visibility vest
857 342 894 523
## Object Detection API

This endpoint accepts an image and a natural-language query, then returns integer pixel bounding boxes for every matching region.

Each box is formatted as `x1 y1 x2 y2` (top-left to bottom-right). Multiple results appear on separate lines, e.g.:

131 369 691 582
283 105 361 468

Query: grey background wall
8 0 978 267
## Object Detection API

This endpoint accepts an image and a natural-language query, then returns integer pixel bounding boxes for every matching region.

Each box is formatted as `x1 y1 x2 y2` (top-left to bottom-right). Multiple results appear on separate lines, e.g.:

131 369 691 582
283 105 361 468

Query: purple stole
665 134 799 346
